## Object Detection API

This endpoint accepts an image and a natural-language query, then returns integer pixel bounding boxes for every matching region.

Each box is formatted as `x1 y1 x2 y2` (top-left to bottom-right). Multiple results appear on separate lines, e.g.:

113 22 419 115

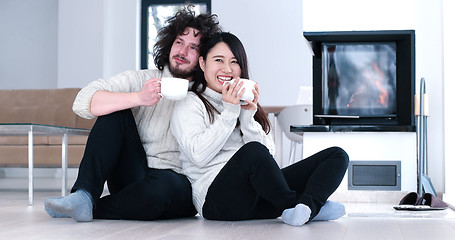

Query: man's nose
178 46 188 56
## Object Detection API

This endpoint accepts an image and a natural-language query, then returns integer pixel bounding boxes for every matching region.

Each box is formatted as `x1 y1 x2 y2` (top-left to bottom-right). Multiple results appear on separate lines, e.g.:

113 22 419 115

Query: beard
169 55 196 79
169 64 195 79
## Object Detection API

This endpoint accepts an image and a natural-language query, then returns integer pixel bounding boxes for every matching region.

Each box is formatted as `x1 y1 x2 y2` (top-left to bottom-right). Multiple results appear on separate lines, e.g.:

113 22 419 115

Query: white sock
313 201 346 221
281 203 311 226
44 190 93 222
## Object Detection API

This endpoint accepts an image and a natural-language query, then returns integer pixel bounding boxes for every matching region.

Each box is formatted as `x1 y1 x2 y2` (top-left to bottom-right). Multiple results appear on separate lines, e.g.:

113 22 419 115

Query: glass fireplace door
321 42 397 118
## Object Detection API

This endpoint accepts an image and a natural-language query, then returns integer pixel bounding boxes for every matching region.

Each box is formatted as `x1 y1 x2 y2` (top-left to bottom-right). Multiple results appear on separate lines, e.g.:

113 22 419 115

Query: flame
346 61 389 108
372 62 388 107
347 86 365 107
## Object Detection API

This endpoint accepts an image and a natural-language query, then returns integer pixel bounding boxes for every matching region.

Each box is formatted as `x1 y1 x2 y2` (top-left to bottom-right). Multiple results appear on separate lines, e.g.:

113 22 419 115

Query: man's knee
145 170 191 197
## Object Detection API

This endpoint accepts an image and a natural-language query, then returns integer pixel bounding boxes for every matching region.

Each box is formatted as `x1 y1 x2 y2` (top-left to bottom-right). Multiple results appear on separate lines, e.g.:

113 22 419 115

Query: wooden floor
1 190 455 240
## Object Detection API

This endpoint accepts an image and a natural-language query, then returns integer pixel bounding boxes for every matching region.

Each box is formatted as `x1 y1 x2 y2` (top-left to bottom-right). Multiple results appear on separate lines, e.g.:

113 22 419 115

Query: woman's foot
281 203 311 226
313 201 346 221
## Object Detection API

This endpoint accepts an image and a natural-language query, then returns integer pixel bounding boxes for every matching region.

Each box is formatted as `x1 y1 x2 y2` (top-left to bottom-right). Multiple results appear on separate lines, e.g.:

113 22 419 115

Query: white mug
223 78 256 104
238 78 255 103
160 77 189 101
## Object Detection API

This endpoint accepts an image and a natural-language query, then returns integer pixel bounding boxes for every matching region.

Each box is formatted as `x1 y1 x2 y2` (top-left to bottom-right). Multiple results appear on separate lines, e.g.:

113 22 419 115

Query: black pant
72 109 196 220
202 142 349 221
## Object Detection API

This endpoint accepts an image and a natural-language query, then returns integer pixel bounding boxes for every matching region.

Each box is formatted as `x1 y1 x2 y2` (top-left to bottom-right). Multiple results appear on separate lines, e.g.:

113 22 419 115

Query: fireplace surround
304 30 415 132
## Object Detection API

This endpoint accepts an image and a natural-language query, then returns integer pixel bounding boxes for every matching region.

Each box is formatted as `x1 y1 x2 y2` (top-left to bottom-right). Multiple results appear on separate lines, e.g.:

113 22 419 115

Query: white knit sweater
72 66 183 173
170 87 275 216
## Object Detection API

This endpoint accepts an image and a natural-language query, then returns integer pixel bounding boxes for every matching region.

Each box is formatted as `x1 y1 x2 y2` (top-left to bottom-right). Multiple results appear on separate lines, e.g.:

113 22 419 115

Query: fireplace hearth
304 30 415 132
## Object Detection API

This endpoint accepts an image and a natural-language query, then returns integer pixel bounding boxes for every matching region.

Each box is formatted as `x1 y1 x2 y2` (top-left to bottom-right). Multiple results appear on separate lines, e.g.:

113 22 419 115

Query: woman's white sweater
170 87 275 216
72 66 183 173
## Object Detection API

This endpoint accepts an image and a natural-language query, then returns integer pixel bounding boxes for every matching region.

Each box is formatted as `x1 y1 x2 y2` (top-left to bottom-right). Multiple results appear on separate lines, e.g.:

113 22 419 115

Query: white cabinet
301 132 417 192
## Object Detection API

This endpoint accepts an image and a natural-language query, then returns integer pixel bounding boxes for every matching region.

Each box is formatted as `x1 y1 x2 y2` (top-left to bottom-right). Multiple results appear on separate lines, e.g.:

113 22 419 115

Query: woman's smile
217 76 233 85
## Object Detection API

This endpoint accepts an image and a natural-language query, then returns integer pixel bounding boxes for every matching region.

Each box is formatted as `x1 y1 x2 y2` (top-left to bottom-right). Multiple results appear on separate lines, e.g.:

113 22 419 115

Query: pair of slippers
394 192 448 211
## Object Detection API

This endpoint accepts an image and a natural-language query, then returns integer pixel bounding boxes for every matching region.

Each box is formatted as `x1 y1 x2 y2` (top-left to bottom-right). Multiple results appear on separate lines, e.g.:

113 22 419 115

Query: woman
170 32 349 226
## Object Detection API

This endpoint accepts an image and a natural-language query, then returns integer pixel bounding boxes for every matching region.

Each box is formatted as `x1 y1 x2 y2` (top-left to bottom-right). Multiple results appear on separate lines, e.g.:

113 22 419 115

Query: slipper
417 193 448 210
394 192 421 211
394 192 448 211
398 192 420 205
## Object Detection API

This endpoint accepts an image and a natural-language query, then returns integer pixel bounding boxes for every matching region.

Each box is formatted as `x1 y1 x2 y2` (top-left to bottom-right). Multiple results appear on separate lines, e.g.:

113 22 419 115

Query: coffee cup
223 78 256 104
238 78 255 103
160 77 189 101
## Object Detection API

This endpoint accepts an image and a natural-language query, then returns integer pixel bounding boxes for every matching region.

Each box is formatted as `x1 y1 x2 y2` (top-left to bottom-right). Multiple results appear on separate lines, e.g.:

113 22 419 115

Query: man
44 6 220 222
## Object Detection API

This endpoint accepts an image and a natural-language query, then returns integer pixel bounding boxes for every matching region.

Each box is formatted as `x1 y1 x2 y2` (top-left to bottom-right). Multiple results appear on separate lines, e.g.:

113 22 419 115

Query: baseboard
329 190 410 204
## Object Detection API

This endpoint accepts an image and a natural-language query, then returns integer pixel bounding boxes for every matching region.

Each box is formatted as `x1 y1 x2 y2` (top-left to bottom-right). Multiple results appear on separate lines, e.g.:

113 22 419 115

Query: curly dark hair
153 5 220 70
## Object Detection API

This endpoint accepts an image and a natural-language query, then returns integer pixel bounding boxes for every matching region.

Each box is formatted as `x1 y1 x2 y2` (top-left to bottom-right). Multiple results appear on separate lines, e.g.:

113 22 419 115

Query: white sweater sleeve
171 93 241 168
72 70 151 119
239 109 276 156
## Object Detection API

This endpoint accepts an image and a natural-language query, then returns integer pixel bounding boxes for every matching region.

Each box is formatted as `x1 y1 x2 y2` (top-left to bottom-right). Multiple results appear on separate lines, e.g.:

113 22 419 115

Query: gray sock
44 197 70 218
312 201 346 221
44 190 93 222
281 203 311 226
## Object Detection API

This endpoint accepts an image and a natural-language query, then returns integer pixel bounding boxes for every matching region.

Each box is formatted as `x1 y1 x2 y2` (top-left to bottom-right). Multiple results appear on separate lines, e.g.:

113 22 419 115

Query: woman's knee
239 142 270 158
328 146 349 169
235 142 276 167
243 141 267 150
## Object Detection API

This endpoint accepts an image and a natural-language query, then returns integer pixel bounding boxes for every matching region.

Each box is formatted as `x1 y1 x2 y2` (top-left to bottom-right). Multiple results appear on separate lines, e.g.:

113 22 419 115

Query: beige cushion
0 88 94 129
0 136 49 145
0 136 87 145
0 145 85 167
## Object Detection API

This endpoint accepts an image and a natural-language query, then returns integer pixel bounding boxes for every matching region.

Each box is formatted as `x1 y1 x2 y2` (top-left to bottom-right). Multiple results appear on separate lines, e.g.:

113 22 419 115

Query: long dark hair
153 5 220 70
191 32 271 134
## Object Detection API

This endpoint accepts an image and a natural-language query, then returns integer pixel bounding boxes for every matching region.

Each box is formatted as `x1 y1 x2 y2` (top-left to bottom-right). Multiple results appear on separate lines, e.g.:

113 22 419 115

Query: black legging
202 142 349 221
72 109 197 220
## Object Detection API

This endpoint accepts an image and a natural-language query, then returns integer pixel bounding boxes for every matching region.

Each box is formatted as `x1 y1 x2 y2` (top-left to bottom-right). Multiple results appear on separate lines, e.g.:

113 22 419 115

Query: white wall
443 0 455 204
302 0 418 31
0 0 58 89
57 0 104 88
0 0 449 195
102 0 139 79
57 0 138 88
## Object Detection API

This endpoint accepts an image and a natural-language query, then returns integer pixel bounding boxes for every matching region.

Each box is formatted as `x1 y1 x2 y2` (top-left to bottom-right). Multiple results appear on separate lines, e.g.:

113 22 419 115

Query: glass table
0 123 90 205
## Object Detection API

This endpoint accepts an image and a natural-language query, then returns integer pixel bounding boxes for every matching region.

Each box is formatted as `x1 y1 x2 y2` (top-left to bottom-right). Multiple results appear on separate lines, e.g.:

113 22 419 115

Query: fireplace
304 30 415 131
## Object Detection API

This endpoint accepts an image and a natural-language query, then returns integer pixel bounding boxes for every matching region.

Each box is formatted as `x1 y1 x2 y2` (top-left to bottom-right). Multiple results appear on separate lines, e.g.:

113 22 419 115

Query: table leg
61 132 68 196
275 117 283 168
268 113 283 168
28 128 34 206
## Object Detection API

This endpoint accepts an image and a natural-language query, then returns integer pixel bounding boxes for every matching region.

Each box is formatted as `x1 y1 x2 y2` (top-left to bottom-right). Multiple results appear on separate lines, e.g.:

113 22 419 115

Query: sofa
0 88 95 168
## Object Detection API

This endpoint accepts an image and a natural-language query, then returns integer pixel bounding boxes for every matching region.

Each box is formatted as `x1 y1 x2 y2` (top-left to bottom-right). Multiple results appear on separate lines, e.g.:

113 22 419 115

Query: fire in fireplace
323 42 397 116
305 30 415 129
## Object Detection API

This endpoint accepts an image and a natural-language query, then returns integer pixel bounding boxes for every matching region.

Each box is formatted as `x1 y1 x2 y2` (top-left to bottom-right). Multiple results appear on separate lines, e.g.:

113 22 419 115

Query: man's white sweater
171 87 275 216
72 66 183 173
